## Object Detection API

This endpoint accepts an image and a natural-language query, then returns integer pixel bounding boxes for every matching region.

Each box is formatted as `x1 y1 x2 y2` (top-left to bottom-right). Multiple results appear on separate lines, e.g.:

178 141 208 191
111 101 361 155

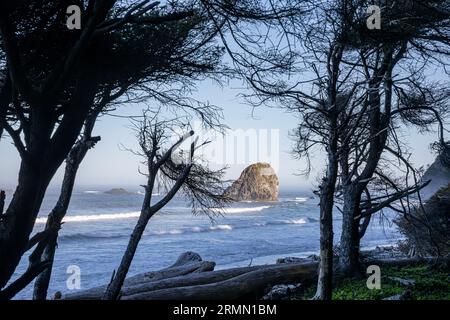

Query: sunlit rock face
224 163 279 202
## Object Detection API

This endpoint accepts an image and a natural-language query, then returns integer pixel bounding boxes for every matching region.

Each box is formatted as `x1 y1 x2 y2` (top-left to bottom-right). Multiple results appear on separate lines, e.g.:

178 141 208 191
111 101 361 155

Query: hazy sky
0 79 442 191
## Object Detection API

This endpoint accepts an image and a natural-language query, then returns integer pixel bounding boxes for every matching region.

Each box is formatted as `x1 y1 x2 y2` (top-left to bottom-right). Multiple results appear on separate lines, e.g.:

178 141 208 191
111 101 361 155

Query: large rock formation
224 163 279 201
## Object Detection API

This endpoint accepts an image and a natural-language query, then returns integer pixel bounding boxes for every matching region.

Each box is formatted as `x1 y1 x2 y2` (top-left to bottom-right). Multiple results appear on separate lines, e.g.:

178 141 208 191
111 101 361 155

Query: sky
0 76 442 192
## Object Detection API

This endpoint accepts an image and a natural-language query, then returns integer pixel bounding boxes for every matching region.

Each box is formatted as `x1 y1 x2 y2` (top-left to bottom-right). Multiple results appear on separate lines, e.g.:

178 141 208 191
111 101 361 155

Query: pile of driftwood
59 252 318 300
59 251 446 300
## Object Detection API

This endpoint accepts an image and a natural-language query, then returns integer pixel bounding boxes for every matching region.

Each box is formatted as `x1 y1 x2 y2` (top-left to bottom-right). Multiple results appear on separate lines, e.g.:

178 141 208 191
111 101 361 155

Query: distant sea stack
224 163 279 201
104 188 133 195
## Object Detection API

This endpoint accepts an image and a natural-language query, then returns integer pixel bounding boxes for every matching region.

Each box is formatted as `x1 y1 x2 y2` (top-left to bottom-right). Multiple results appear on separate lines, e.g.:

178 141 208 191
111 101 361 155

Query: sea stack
224 163 279 201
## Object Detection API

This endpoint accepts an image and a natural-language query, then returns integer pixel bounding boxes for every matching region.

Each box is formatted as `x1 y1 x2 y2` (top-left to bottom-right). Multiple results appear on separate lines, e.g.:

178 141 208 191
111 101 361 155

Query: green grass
293 264 450 300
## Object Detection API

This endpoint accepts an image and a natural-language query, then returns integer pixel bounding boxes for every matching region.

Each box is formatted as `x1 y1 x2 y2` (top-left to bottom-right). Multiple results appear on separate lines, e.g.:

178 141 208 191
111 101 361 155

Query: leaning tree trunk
103 212 154 300
0 74 98 290
0 153 54 289
32 136 100 300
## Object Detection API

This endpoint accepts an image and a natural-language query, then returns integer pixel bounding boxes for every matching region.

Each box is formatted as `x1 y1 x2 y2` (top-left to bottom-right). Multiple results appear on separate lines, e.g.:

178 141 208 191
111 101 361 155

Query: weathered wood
62 252 214 300
121 265 268 297
122 262 318 300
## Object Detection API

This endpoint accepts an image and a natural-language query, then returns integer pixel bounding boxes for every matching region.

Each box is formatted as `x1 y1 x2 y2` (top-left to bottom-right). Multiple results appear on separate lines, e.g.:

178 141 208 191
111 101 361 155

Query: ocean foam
212 206 271 214
35 211 141 224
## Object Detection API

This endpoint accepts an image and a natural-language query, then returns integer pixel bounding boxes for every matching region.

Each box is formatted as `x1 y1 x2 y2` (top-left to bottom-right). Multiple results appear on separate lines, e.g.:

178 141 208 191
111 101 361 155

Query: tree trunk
0 160 51 289
338 66 394 277
314 154 338 300
339 186 362 276
103 163 192 300
102 211 158 300
32 136 100 300
0 73 98 290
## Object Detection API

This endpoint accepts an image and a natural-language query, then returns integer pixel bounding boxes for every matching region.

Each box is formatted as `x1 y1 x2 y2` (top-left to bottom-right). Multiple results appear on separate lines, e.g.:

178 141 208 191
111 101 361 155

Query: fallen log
62 252 215 300
121 265 269 297
122 261 318 300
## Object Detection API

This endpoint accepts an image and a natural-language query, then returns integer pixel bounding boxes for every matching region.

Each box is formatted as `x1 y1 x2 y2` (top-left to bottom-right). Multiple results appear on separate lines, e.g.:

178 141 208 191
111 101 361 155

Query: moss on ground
293 264 450 300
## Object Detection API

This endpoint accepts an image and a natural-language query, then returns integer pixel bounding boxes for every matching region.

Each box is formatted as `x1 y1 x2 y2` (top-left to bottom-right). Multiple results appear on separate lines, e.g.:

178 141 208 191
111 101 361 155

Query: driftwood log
123 261 318 300
62 252 215 300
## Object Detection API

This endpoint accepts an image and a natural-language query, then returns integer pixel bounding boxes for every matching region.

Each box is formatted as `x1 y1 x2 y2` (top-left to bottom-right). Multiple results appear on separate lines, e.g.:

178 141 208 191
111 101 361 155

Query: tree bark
315 152 338 300
32 136 101 300
339 185 362 276
0 73 98 290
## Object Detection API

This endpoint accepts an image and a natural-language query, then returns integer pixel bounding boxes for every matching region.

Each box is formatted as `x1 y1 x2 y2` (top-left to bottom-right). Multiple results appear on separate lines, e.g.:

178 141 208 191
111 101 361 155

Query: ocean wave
59 233 125 241
262 218 316 226
211 206 271 214
150 224 233 236
117 218 311 239
57 217 314 242
35 211 141 224
136 191 160 196
83 190 101 194
294 197 309 203
35 205 272 225
284 218 308 224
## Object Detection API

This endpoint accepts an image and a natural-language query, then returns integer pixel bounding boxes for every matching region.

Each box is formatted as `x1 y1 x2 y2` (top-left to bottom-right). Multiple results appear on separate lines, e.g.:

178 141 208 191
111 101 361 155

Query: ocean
9 187 401 299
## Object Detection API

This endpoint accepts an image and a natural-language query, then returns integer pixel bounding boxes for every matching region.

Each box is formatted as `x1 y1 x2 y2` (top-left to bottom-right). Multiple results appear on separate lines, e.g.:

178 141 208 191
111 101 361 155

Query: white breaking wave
284 218 308 224
212 206 271 214
137 191 160 196
210 224 233 231
35 211 141 224
149 224 233 236
294 197 309 203
35 205 271 225
83 190 101 194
